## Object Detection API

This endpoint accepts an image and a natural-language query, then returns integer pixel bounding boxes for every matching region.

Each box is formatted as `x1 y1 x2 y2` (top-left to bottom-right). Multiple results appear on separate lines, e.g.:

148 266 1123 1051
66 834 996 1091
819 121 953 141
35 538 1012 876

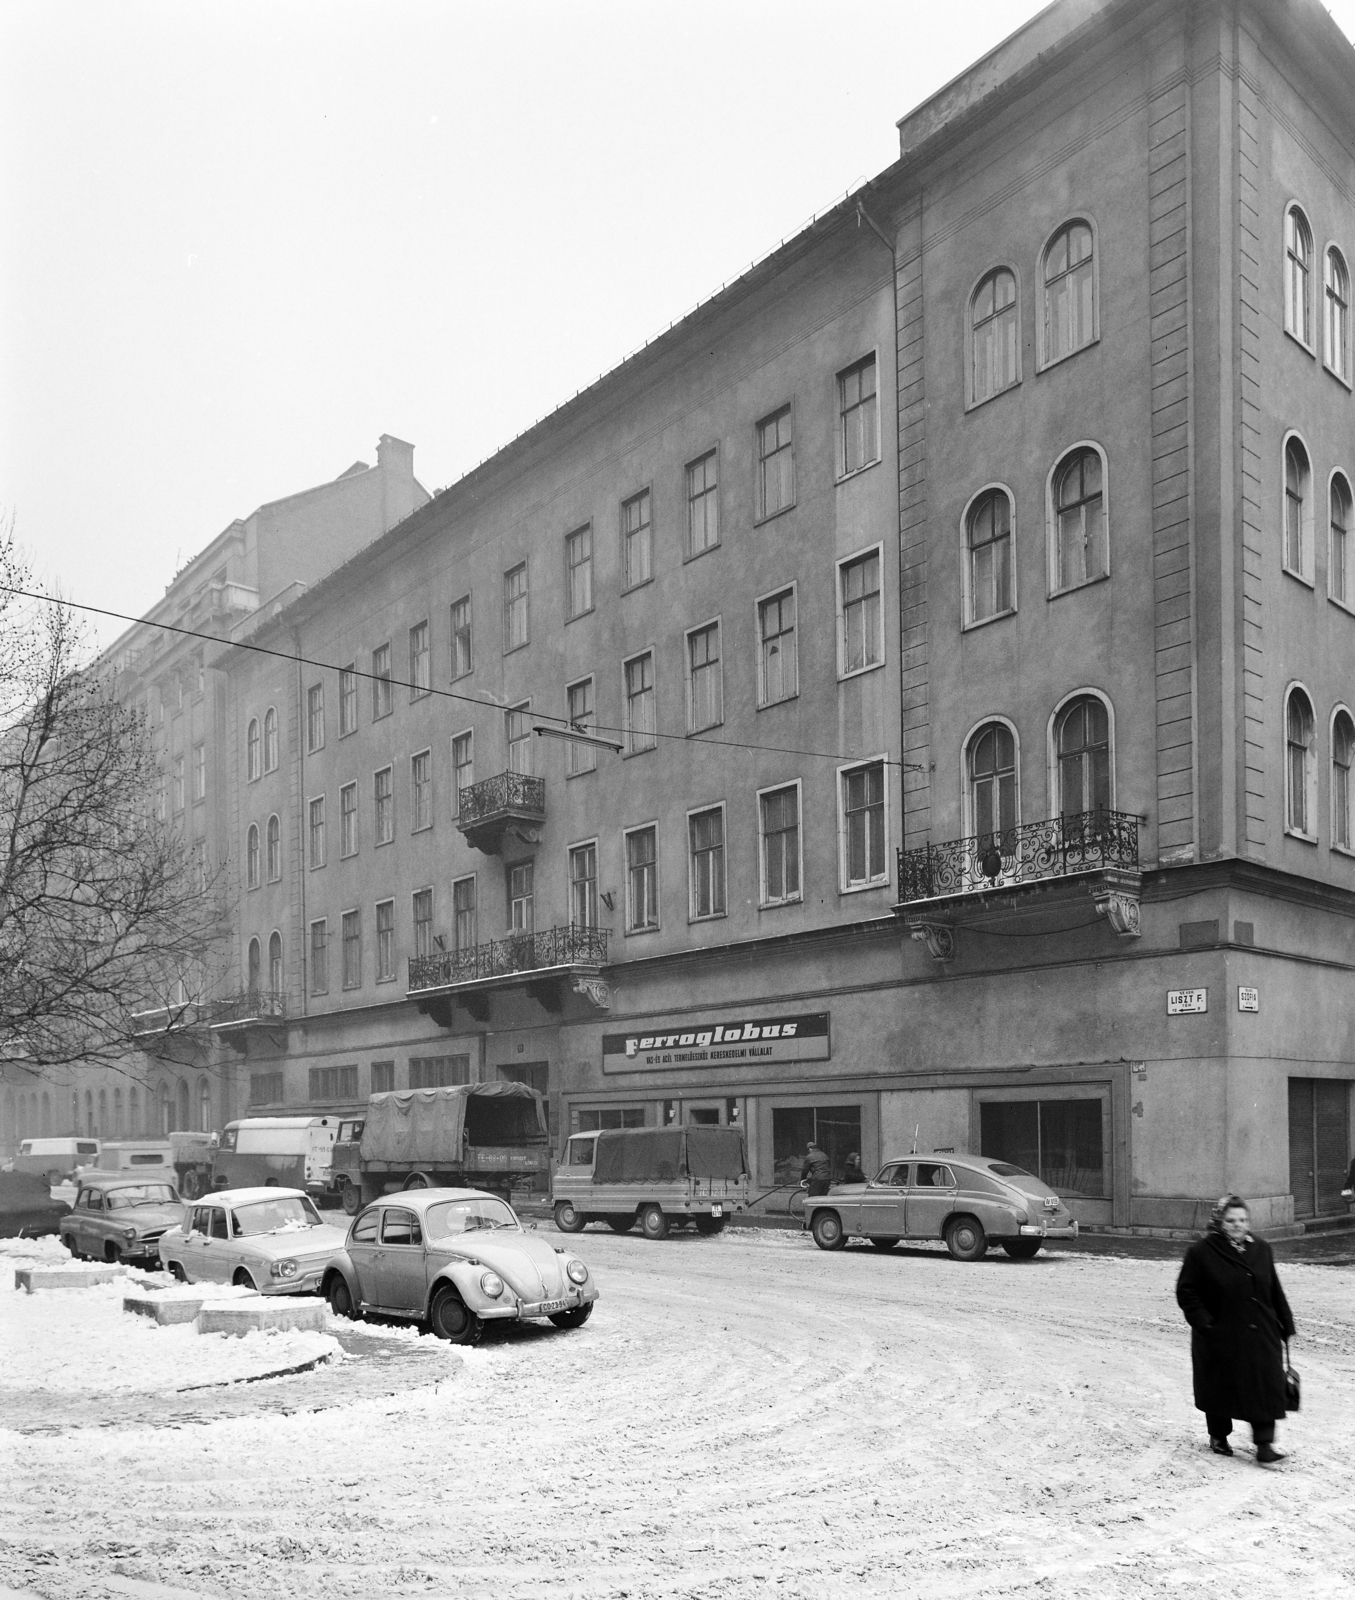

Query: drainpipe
295 629 307 1020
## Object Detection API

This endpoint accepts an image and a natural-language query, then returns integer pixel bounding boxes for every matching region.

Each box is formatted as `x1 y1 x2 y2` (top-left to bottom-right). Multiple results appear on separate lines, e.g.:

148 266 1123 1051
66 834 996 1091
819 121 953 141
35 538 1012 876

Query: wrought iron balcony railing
457 771 545 829
897 808 1139 904
408 924 609 993
211 990 288 1025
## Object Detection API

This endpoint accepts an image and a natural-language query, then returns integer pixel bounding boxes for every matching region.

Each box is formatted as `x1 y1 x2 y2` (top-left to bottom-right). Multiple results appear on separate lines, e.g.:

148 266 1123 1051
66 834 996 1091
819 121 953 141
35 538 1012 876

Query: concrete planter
123 1291 212 1325
195 1296 329 1336
14 1265 124 1293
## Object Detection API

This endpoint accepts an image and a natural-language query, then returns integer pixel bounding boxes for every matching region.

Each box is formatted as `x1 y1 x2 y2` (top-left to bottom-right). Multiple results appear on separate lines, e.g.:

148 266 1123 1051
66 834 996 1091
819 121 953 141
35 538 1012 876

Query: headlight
565 1259 589 1285
479 1271 504 1297
123 1227 138 1241
269 1259 298 1279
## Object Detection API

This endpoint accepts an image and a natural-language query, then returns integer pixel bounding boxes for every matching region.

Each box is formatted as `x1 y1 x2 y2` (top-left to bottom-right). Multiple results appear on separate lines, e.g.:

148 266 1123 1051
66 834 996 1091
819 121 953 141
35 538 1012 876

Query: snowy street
2 1225 1354 1599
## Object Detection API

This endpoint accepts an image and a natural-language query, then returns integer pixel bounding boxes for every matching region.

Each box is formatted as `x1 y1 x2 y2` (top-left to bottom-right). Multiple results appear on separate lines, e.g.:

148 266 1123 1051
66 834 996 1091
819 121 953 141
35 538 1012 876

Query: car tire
1002 1239 1042 1261
548 1303 594 1330
870 1236 901 1250
103 1241 121 1264
639 1204 669 1241
429 1287 484 1346
61 1233 80 1260
327 1275 358 1320
693 1215 727 1236
403 1172 432 1190
179 1170 200 1201
233 1269 259 1290
168 1260 188 1282
945 1215 988 1262
810 1211 846 1251
604 1216 634 1234
554 1200 586 1234
341 1183 362 1216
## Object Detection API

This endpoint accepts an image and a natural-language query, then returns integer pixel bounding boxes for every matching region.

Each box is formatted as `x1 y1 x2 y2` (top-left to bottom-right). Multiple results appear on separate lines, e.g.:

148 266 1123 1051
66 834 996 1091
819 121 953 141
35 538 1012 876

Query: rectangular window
508 861 534 933
624 652 656 753
566 678 596 776
371 1060 395 1094
342 909 361 989
686 450 719 557
249 1072 285 1107
839 548 882 674
411 749 432 831
979 1098 1106 1198
374 766 394 845
173 755 185 813
577 1106 647 1131
309 1064 359 1102
412 887 433 959
340 782 357 857
506 703 532 776
372 644 392 719
504 563 529 652
451 595 473 679
760 783 801 904
308 795 326 868
842 760 887 887
758 587 798 705
622 489 652 590
375 899 395 981
307 683 324 751
569 841 598 928
688 805 726 919
626 824 659 931
452 731 473 818
309 918 328 995
757 406 794 518
409 1055 471 1090
686 621 723 732
192 742 206 802
409 620 430 698
566 525 593 619
453 875 477 952
838 355 879 476
339 666 357 736
772 1105 862 1186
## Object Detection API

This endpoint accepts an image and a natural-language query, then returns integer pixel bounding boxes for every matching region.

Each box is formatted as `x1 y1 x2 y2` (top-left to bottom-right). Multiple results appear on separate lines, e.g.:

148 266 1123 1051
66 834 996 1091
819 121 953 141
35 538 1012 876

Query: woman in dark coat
1175 1195 1296 1463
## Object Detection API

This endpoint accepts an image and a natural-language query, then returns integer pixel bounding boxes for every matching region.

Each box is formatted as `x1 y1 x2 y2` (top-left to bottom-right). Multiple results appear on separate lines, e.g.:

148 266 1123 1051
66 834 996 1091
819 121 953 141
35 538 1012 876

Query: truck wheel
341 1182 362 1216
548 1303 594 1330
945 1215 988 1262
810 1211 845 1251
429 1287 483 1346
179 1170 200 1200
605 1216 634 1234
553 1200 585 1233
403 1172 432 1190
640 1204 669 1241
1002 1239 1042 1260
693 1215 726 1236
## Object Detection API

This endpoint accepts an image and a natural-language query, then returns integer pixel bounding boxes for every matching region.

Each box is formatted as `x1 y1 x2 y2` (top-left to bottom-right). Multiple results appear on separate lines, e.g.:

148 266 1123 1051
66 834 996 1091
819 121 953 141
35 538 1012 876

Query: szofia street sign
1166 988 1208 1015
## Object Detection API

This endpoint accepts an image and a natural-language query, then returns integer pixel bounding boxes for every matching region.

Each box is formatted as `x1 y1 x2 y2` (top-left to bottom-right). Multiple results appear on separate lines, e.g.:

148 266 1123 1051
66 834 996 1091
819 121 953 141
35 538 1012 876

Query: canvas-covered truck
336 1084 551 1213
552 1126 750 1239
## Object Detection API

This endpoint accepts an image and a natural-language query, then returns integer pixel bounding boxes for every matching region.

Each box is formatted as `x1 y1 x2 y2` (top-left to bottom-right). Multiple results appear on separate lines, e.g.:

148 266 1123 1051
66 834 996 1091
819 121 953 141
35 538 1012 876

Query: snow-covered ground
2 1227 1353 1599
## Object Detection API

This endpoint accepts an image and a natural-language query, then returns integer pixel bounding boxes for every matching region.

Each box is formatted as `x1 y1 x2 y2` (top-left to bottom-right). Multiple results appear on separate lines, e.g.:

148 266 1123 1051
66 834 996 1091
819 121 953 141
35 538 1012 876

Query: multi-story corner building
0 437 428 1153
219 0 1355 1235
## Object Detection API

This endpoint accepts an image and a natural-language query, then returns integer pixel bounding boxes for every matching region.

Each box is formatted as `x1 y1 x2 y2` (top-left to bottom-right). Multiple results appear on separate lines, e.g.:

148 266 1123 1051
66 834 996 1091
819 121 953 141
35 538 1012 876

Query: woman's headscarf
1207 1193 1249 1234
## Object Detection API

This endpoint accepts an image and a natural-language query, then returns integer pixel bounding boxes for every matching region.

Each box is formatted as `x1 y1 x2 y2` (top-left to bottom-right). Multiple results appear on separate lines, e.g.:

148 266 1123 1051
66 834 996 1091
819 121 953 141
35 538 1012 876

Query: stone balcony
407 924 610 1026
455 770 546 855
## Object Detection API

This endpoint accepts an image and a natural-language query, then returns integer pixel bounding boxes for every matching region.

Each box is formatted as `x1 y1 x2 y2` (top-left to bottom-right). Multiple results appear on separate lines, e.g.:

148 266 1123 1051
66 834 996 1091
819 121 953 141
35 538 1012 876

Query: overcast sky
3 1 1354 652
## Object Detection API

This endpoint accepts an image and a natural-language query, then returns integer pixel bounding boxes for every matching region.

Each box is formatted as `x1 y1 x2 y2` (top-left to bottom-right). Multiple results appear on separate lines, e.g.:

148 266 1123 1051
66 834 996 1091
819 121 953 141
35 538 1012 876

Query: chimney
376 434 414 476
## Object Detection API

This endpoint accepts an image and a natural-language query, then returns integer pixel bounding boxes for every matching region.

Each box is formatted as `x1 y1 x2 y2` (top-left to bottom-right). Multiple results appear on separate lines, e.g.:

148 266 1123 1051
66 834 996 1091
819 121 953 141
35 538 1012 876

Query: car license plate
538 1298 567 1316
710 1204 723 1217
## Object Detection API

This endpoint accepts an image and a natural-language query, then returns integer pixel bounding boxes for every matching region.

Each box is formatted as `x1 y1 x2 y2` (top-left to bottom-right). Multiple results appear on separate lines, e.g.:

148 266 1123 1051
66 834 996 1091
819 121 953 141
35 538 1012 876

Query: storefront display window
979 1097 1105 1197
577 1106 647 1131
772 1105 861 1184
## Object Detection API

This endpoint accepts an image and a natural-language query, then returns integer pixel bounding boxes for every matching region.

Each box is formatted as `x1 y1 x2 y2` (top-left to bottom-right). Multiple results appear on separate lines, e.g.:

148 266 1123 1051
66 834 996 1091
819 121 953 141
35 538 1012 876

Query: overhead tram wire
3 585 924 772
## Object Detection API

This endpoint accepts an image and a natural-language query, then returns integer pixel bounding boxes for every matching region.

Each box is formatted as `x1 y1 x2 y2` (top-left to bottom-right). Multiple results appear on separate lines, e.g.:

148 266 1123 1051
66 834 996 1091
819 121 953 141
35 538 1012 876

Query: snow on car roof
370 1187 511 1207
199 1187 308 1206
78 1171 179 1188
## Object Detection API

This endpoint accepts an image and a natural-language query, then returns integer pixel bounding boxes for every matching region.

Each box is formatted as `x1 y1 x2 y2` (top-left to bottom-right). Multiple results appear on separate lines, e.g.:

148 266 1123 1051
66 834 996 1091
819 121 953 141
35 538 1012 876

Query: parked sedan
0 1171 72 1239
804 1155 1079 1260
322 1188 599 1345
157 1187 347 1294
61 1173 184 1263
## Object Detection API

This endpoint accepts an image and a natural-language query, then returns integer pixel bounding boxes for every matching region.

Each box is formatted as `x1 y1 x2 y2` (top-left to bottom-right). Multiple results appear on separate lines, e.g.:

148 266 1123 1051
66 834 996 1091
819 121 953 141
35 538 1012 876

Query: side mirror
528 1221 538 1231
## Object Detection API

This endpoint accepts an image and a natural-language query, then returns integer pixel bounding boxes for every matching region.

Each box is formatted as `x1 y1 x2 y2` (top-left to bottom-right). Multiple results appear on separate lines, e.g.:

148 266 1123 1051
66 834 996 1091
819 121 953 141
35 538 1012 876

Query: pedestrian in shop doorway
842 1152 867 1185
1175 1194 1296 1464
801 1141 831 1197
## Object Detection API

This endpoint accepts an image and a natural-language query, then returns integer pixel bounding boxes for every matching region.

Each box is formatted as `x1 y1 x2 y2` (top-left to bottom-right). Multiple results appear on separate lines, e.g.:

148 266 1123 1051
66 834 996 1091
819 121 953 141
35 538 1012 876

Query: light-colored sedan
62 1173 184 1264
322 1188 599 1345
803 1155 1079 1260
157 1187 347 1294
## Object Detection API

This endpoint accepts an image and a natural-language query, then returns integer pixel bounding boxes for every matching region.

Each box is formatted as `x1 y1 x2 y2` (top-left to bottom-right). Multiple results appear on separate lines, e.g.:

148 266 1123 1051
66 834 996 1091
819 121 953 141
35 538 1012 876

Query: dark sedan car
0 1171 72 1239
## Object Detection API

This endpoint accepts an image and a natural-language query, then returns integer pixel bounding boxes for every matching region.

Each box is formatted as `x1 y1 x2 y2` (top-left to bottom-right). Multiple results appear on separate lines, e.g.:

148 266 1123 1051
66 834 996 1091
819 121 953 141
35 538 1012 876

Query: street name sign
1167 988 1208 1015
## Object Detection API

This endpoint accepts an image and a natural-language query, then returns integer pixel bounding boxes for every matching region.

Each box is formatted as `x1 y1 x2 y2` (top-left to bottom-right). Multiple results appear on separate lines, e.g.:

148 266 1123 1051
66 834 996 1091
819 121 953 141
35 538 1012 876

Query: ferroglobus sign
602 1012 830 1072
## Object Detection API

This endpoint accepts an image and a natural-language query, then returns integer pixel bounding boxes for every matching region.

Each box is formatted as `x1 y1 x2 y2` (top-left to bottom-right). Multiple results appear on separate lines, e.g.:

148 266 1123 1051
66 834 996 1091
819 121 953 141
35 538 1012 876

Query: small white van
211 1118 337 1198
94 1140 176 1173
12 1138 101 1183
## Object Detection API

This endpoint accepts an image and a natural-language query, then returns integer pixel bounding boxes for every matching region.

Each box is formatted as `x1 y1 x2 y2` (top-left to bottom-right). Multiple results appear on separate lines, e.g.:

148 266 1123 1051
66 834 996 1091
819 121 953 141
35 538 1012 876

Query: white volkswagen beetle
157 1186 347 1294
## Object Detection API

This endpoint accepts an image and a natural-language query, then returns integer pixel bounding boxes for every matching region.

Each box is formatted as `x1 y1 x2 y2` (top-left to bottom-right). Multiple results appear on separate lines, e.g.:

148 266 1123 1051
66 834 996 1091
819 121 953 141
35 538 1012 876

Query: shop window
371 1061 395 1093
577 1107 646 1131
979 1098 1105 1197
771 1105 862 1186
410 1055 471 1089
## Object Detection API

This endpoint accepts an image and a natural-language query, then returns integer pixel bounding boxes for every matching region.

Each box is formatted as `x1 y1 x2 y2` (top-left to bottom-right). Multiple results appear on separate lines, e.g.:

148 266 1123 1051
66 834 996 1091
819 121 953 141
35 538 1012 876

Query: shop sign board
602 1012 830 1073
1167 988 1208 1015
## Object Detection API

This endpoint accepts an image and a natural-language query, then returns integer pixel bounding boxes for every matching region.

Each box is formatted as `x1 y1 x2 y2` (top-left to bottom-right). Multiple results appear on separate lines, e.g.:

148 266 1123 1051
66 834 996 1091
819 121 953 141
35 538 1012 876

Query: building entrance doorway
1288 1078 1350 1219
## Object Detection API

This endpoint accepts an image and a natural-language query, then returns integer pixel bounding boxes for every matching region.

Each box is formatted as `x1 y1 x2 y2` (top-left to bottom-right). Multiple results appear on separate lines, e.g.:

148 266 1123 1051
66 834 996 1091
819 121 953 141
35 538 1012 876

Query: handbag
1284 1340 1301 1412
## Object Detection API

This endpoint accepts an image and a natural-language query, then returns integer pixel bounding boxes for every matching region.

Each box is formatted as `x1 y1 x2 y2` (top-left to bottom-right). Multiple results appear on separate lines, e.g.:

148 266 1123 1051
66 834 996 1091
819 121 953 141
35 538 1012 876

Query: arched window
198 1078 211 1133
247 718 261 782
1331 473 1352 605
263 707 279 773
1052 447 1107 591
98 1089 107 1135
84 1090 95 1137
247 937 261 1002
967 722 1017 847
246 824 260 890
113 1087 123 1136
156 1081 171 1136
1285 686 1316 836
1332 709 1355 850
970 268 1019 404
40 1091 51 1136
178 1080 190 1133
266 814 281 882
129 1086 140 1136
1042 220 1095 364
1055 695 1111 817
269 931 283 999
1284 436 1311 578
1285 205 1313 345
1326 247 1350 381
965 489 1014 623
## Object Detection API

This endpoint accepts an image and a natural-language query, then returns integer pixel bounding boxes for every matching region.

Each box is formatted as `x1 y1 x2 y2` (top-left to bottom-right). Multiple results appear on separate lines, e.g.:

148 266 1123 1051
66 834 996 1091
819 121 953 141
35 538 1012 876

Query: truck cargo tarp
360 1084 547 1164
593 1127 748 1184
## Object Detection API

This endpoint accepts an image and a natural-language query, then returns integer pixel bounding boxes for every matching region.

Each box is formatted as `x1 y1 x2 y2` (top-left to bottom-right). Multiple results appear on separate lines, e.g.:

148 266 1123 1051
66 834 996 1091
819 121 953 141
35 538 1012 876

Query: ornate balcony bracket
908 922 957 962
572 976 611 1011
455 771 547 856
1093 884 1142 938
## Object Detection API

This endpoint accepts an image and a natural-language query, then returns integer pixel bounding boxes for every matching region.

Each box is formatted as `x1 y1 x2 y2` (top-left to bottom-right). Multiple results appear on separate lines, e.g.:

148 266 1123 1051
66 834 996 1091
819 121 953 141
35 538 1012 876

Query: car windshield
105 1184 179 1209
986 1162 1058 1198
425 1198 519 1238
231 1196 324 1235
